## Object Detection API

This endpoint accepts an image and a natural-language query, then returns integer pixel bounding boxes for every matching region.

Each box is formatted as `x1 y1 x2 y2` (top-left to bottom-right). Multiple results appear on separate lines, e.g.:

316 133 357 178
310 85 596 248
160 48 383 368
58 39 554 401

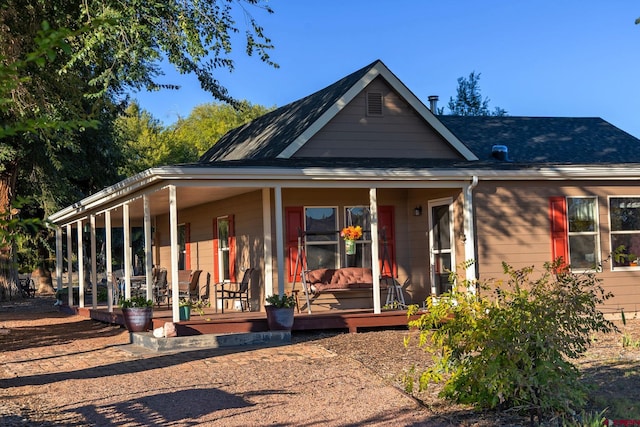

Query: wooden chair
214 268 254 313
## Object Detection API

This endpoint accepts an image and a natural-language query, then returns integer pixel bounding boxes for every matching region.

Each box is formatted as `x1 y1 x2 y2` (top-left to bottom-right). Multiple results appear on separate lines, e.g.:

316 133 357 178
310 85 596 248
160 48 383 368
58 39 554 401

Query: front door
429 198 455 295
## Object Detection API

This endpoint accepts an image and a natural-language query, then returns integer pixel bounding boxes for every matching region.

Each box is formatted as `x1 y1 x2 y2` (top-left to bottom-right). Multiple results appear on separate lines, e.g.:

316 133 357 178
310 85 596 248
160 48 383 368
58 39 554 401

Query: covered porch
71 303 420 334
47 166 479 324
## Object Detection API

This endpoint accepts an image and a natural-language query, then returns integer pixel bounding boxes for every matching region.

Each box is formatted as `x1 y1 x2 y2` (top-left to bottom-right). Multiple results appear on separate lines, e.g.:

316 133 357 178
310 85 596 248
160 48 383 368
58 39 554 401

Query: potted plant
265 294 296 331
179 298 209 321
120 296 154 332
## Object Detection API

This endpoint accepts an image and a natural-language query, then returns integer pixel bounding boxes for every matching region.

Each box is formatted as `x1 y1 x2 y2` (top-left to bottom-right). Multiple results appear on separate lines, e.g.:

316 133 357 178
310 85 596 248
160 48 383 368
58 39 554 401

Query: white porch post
369 188 381 314
262 188 274 299
90 215 97 308
274 186 285 296
143 195 153 302
66 224 73 306
105 210 114 312
463 176 479 289
55 226 63 293
123 203 132 300
76 219 84 308
169 185 180 322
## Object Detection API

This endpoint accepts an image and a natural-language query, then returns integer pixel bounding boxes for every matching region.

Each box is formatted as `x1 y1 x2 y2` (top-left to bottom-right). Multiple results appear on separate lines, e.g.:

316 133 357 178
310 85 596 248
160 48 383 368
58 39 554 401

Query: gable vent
366 92 384 116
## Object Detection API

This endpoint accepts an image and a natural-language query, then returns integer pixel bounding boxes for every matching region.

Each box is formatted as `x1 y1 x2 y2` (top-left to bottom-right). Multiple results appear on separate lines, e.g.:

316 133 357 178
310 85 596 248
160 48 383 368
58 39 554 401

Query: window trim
344 206 372 268
608 196 640 271
566 196 600 272
304 206 339 270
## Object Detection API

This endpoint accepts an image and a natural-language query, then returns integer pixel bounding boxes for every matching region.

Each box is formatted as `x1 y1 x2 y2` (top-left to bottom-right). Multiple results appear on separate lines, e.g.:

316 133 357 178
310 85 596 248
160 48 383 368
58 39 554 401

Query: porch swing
291 226 405 314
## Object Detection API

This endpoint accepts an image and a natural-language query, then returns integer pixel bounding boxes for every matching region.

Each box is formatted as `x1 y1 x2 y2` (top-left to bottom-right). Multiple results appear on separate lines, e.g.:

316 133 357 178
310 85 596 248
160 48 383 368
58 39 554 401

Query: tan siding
293 77 462 159
155 190 265 310
474 181 640 314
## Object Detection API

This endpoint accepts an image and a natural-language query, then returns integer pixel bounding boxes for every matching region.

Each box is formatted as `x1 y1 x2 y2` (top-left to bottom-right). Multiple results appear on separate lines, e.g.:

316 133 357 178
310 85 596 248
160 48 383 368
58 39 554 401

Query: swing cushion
305 267 384 293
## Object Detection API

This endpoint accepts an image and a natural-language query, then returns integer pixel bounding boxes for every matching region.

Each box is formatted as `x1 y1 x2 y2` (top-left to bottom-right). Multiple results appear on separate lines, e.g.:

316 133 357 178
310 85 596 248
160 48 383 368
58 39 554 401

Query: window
567 197 599 270
610 197 640 268
345 207 372 268
217 217 230 281
178 224 187 270
213 215 236 282
285 205 396 281
305 207 338 270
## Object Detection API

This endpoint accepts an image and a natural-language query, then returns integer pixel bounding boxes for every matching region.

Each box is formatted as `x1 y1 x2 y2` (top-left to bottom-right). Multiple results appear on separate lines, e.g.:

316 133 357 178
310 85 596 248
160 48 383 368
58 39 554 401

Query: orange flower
341 225 363 241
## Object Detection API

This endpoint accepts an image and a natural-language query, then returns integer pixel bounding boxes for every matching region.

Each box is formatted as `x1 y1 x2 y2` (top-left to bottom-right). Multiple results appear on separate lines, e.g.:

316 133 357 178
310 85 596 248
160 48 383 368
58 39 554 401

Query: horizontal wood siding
294 77 462 159
155 190 265 310
474 181 640 314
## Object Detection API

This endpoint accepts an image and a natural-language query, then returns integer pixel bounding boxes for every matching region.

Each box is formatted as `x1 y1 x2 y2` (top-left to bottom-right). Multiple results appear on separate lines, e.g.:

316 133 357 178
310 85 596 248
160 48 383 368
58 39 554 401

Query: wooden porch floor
74 304 419 334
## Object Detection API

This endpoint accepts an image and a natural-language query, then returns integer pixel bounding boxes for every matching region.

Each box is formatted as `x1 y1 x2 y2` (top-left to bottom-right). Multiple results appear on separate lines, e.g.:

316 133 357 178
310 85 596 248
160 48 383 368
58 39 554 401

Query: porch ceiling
84 186 259 227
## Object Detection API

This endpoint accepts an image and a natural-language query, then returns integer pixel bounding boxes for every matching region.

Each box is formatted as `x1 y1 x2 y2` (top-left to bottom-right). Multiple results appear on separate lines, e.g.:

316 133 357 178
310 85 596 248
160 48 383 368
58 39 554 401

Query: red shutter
228 215 236 282
212 220 219 283
185 223 191 270
286 207 304 282
549 197 569 269
378 206 396 277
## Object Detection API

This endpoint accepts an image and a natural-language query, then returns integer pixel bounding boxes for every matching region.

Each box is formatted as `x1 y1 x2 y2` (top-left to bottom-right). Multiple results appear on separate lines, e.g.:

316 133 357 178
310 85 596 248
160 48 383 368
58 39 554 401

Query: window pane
611 233 640 267
221 250 230 279
348 242 372 268
610 198 640 231
568 198 596 232
432 205 450 250
435 253 452 295
218 219 229 249
306 244 337 270
346 207 371 240
306 208 337 242
178 224 186 270
569 235 597 269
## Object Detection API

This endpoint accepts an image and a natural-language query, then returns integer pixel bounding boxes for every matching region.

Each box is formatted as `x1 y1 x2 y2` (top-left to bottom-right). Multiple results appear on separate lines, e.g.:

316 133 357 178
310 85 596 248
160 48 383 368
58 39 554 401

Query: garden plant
404 259 616 426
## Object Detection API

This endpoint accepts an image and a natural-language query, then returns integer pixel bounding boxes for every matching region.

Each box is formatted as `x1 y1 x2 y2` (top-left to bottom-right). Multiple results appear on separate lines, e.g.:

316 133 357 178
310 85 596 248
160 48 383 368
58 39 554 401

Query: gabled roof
439 116 640 164
199 60 478 163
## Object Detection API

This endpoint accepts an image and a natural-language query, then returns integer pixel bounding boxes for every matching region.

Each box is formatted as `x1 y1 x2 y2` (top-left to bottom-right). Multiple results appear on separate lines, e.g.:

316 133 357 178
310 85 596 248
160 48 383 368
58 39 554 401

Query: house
47 59 640 322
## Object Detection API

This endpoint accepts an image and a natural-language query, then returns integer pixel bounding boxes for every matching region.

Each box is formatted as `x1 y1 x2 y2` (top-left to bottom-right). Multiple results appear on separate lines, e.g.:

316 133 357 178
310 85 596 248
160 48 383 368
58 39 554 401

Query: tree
167 101 274 162
114 102 170 177
440 71 507 116
0 0 277 298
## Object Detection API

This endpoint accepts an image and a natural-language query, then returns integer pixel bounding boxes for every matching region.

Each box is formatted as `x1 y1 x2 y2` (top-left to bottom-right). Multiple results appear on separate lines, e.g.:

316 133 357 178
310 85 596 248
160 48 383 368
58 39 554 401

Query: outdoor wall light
414 205 422 216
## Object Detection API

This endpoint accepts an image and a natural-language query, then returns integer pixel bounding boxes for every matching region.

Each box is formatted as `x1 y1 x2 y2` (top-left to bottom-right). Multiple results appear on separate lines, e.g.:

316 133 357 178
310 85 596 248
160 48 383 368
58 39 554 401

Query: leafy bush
119 296 153 308
265 293 296 308
405 259 616 424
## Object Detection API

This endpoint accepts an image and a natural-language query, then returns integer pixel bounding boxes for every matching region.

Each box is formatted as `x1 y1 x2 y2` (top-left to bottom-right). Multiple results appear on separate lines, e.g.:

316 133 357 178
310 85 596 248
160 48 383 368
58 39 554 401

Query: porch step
128 330 291 353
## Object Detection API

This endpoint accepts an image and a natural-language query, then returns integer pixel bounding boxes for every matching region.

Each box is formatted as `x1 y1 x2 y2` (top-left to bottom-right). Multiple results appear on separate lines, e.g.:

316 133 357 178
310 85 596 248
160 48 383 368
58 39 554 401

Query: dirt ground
1 296 639 426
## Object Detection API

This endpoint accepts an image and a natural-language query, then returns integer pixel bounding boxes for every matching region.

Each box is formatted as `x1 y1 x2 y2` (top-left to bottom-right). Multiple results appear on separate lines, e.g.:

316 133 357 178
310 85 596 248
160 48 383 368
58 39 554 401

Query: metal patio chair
214 268 254 313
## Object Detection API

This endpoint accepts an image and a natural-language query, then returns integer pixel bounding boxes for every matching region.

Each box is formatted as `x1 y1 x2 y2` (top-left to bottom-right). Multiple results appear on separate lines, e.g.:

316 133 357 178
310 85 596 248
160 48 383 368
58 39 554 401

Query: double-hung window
610 197 640 268
567 197 599 270
344 206 372 268
217 217 230 281
304 207 338 270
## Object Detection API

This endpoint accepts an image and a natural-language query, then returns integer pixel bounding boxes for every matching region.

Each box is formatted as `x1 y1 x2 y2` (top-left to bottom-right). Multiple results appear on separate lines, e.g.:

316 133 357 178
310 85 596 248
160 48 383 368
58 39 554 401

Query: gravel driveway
3 297 638 426
0 297 442 426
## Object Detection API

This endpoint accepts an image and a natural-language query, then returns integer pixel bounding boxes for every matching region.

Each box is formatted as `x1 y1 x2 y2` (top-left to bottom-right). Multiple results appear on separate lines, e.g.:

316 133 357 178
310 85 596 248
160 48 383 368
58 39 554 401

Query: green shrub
405 259 616 424
119 296 153 308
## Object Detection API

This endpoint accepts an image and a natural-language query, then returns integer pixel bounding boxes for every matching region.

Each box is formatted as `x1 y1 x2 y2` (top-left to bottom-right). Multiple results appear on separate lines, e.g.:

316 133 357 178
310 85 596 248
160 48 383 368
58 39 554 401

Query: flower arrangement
340 225 363 241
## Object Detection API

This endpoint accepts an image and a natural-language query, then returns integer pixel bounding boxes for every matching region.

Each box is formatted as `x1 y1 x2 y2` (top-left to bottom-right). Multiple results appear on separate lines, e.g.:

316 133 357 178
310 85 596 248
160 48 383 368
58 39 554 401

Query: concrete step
128 330 291 353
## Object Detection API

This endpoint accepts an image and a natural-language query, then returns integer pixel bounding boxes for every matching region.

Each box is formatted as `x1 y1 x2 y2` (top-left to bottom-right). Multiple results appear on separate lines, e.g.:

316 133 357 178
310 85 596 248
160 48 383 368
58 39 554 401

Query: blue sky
133 1 640 138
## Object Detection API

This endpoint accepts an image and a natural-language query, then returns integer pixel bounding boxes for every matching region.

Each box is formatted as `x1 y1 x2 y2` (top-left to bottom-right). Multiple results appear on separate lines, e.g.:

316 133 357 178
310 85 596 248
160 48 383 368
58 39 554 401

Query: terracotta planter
122 307 153 332
265 306 295 331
